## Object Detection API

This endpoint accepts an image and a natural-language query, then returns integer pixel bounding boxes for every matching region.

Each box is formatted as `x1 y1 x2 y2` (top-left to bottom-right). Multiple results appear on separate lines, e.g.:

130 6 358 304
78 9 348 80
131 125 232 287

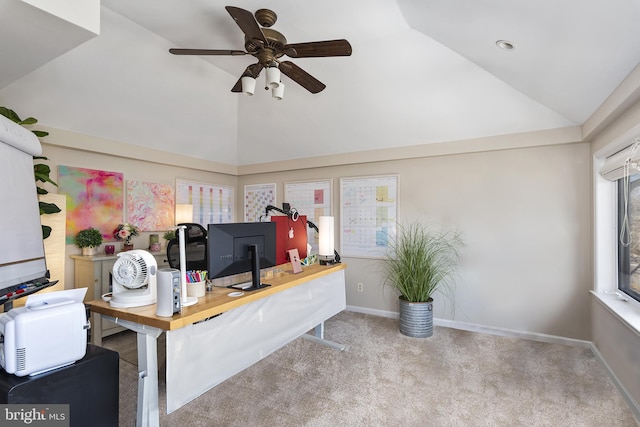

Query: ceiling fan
169 6 352 95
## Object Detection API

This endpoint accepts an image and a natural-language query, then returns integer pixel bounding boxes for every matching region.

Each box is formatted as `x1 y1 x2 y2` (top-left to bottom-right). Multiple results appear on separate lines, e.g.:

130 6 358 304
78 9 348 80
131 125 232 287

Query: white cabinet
72 252 168 345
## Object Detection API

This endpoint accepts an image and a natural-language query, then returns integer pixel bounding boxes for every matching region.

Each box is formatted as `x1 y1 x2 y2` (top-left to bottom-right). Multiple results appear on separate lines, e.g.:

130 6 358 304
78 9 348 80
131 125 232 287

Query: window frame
593 134 640 335
616 175 640 303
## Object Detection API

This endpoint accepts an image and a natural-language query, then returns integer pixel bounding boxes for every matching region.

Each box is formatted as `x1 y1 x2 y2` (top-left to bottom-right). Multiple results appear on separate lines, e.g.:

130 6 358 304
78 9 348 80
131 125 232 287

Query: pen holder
187 281 206 298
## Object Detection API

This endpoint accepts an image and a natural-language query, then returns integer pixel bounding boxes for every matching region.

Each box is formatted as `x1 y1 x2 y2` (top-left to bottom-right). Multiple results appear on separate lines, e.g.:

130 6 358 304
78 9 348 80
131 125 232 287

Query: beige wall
40 138 238 293
239 142 592 340
23 61 640 416
42 126 592 340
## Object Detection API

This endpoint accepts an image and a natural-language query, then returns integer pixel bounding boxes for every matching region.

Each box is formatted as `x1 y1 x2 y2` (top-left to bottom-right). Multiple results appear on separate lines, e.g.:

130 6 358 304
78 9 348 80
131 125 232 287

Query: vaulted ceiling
2 0 640 166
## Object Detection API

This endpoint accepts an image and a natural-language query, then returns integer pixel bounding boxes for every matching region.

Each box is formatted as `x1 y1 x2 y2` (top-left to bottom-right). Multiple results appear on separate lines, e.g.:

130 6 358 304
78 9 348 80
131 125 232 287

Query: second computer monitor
207 222 277 280
270 215 308 265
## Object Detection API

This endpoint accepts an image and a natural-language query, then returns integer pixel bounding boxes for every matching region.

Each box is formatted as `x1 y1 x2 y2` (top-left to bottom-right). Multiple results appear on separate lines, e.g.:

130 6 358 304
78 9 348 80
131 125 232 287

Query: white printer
0 288 89 377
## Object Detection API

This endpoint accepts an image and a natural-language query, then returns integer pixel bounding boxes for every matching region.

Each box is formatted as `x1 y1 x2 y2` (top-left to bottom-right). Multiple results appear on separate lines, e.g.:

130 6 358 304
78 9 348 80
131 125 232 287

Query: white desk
88 263 346 427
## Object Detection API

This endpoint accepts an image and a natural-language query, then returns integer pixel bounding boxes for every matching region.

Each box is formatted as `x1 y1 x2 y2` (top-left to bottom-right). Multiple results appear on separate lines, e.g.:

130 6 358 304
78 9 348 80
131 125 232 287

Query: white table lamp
175 204 197 307
175 204 193 224
318 216 336 265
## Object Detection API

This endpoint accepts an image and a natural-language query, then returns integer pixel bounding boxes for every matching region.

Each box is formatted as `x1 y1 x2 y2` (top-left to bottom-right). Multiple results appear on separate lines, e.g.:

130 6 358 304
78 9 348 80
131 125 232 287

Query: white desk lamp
318 216 336 265
175 204 197 307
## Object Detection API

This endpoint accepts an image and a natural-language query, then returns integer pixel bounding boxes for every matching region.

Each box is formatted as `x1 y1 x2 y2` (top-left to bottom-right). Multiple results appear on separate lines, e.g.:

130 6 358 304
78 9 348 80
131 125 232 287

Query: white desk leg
137 329 162 427
302 322 346 351
105 316 163 427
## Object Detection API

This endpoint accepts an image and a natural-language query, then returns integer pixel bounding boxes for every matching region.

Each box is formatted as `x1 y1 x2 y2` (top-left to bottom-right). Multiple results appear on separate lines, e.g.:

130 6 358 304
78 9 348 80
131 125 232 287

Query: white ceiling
2 0 640 166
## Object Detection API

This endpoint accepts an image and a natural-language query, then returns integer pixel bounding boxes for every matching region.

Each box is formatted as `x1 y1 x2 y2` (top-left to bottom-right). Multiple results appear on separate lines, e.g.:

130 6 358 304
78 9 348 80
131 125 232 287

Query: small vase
123 243 134 251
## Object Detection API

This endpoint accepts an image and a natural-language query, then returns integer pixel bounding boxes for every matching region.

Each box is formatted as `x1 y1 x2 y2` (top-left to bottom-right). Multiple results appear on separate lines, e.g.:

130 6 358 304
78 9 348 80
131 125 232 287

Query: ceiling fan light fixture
272 82 285 100
172 7 351 96
266 64 281 89
241 76 256 95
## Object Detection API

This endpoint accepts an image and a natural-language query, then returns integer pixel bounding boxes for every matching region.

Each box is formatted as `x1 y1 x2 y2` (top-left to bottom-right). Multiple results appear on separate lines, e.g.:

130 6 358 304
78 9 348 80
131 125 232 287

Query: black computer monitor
207 222 277 290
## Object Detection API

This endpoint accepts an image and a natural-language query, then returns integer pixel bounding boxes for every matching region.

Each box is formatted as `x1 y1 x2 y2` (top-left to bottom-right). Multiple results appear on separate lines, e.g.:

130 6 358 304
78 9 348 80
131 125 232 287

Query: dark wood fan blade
246 63 264 78
169 48 247 56
284 39 352 58
279 61 326 93
231 79 242 92
231 63 264 92
225 6 267 45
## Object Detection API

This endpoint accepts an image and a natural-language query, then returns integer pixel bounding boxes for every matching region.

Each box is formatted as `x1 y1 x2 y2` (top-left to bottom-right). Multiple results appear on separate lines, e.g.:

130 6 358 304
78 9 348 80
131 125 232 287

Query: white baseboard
345 305 398 319
344 305 590 348
434 317 592 348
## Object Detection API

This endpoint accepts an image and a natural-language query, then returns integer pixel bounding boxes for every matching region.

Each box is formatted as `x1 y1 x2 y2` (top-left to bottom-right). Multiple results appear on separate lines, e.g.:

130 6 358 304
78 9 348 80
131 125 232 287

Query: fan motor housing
245 28 287 60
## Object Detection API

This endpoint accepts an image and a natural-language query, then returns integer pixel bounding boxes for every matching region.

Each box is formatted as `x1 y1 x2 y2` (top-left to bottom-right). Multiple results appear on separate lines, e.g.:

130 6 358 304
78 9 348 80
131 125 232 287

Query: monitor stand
243 244 270 292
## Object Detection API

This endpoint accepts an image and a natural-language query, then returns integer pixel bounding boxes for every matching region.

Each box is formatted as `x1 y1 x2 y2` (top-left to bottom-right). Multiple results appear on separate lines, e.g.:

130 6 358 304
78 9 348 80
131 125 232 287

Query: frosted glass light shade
272 82 285 100
265 66 280 89
175 204 193 225
318 216 335 264
241 76 256 95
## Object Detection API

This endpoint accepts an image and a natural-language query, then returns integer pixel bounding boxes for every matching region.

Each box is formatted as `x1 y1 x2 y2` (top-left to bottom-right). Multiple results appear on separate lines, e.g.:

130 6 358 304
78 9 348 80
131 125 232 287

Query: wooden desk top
87 262 346 331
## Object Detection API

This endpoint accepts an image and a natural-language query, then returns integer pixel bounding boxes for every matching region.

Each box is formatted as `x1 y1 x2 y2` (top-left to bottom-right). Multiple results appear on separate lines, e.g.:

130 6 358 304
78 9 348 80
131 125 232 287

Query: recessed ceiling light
496 40 516 50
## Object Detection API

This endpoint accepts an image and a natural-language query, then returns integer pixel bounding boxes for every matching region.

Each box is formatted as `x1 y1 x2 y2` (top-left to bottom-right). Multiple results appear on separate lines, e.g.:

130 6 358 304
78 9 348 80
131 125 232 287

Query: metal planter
398 297 433 338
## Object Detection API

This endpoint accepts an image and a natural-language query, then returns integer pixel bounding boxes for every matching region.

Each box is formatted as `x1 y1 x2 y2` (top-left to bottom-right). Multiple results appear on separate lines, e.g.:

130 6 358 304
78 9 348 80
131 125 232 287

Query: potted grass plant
75 227 104 256
383 221 463 338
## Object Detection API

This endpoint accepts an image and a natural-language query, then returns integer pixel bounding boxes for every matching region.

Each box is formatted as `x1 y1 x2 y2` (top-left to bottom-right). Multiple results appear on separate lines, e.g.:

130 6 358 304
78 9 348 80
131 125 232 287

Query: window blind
600 139 640 181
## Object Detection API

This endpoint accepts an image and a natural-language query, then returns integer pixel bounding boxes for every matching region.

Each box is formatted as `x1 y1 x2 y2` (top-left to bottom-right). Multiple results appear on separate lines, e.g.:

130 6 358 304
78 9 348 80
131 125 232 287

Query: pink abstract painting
127 181 175 231
58 166 124 244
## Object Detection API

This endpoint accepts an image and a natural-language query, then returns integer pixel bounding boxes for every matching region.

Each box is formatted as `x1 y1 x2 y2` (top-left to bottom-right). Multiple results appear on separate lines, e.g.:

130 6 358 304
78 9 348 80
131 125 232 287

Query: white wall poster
244 183 276 222
284 179 333 249
340 175 398 258
176 179 234 226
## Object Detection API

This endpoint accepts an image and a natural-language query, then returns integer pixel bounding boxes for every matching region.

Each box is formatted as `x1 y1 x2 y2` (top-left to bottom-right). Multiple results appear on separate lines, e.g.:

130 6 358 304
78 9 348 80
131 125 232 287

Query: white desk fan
110 250 157 308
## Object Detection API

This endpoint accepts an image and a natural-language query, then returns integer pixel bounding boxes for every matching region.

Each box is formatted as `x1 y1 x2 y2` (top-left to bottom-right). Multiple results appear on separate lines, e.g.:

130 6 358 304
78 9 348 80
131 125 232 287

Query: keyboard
230 282 253 290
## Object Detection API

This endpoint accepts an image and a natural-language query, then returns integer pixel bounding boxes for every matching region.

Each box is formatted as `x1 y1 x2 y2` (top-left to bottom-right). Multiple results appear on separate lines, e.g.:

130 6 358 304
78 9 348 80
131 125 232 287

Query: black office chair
166 223 208 271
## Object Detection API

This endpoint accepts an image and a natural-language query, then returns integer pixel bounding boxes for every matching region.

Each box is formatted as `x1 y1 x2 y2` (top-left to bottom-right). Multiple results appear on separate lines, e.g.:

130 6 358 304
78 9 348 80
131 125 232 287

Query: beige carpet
102 311 640 427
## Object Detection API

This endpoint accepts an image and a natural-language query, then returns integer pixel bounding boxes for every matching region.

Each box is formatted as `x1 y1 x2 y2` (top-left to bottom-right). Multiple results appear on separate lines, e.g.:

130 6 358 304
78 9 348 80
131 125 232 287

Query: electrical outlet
357 282 364 292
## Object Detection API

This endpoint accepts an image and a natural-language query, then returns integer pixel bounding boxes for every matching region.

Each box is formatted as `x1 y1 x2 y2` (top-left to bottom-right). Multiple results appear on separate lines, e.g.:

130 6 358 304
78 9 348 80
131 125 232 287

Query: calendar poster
244 183 276 222
176 179 234 226
340 175 398 258
285 179 332 249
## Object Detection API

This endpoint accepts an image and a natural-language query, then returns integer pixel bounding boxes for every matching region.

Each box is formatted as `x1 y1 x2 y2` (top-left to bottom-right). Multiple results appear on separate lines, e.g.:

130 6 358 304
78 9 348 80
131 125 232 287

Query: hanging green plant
0 106 60 239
